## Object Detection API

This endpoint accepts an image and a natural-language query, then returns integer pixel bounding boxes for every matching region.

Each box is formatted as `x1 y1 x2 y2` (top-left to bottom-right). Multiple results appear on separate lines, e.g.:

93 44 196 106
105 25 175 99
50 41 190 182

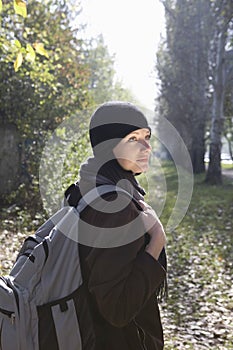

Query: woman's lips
137 158 149 162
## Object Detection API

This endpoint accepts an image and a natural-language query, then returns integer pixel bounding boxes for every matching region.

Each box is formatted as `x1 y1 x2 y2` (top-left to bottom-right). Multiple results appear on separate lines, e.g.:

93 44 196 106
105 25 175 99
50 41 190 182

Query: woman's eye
128 136 137 142
145 134 151 140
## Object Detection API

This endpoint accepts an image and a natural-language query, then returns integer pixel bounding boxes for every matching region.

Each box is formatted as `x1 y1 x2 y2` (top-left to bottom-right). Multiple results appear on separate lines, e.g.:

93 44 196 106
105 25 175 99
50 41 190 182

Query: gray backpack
0 185 128 350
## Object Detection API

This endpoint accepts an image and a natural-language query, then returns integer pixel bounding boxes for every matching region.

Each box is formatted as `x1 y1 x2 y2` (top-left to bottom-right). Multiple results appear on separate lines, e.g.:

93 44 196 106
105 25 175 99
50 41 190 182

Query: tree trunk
191 0 210 174
0 123 21 198
191 126 206 174
206 30 227 185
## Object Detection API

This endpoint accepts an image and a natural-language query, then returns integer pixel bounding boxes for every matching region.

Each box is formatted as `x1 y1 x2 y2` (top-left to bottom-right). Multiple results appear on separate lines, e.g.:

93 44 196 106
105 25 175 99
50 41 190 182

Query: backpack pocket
0 277 18 350
37 284 96 350
37 288 82 350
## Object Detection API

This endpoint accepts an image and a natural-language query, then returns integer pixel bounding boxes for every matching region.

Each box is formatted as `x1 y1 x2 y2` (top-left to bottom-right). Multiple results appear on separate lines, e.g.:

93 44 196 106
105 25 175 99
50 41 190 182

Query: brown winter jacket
66 183 166 350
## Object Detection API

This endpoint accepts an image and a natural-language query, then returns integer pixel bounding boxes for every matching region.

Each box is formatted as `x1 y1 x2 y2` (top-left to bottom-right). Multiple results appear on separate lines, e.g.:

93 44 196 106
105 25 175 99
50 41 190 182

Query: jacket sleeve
83 195 166 328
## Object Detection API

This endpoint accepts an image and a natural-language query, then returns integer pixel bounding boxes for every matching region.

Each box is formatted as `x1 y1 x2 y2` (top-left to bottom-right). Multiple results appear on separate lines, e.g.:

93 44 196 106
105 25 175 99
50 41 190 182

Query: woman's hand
139 200 166 261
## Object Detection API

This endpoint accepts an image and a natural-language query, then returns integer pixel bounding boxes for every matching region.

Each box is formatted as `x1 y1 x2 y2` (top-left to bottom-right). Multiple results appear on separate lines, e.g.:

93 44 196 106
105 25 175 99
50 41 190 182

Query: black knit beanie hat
89 101 150 156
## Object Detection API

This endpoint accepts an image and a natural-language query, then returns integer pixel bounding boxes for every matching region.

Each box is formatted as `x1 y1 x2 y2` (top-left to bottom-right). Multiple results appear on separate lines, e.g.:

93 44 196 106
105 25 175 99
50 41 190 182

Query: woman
65 101 167 350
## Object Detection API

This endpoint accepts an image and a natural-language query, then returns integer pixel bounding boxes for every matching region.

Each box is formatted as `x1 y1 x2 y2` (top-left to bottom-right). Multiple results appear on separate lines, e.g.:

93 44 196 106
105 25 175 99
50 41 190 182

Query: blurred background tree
84 34 137 104
156 0 233 183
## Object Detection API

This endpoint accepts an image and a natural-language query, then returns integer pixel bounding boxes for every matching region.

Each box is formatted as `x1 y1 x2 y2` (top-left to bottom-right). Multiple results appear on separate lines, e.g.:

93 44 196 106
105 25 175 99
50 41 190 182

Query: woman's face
113 128 152 173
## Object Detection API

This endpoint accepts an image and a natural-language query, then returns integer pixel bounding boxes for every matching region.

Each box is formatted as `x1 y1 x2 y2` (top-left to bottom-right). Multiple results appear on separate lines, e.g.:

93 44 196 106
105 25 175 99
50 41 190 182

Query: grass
221 163 233 170
0 161 233 349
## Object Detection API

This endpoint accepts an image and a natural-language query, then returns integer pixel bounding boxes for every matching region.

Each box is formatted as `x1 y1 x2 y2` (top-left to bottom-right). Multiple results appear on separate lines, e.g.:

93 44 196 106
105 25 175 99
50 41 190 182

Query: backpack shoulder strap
76 185 132 213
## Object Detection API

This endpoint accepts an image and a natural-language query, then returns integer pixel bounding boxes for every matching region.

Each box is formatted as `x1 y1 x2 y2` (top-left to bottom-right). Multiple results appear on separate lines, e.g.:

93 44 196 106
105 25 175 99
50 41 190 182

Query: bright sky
79 0 165 110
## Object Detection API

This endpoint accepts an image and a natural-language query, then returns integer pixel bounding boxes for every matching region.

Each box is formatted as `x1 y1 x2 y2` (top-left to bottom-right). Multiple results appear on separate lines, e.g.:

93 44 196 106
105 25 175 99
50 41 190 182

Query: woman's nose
139 140 152 151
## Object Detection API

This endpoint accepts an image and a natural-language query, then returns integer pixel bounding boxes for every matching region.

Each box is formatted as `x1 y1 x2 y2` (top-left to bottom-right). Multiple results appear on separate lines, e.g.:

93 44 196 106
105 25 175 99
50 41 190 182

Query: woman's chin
137 161 149 172
132 163 149 174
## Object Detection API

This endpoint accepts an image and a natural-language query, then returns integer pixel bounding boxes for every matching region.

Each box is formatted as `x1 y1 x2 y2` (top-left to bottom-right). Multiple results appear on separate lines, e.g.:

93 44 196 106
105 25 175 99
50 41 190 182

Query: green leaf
25 43 36 62
14 0 27 18
14 51 23 71
33 43 49 58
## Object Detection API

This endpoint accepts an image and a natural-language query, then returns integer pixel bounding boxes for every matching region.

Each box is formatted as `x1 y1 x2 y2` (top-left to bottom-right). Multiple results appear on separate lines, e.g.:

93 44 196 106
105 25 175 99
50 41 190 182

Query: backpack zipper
134 320 148 350
0 307 15 324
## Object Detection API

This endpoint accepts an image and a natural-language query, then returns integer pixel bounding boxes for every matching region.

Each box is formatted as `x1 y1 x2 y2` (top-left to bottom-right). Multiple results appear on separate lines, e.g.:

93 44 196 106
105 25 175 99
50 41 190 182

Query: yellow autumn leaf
33 43 49 58
0 0 2 13
14 39 22 49
25 43 36 62
14 0 27 18
14 51 23 72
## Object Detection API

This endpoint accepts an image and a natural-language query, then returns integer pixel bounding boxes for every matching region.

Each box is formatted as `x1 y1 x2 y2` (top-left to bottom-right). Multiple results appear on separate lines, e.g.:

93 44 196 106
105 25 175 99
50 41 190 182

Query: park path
222 168 233 181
